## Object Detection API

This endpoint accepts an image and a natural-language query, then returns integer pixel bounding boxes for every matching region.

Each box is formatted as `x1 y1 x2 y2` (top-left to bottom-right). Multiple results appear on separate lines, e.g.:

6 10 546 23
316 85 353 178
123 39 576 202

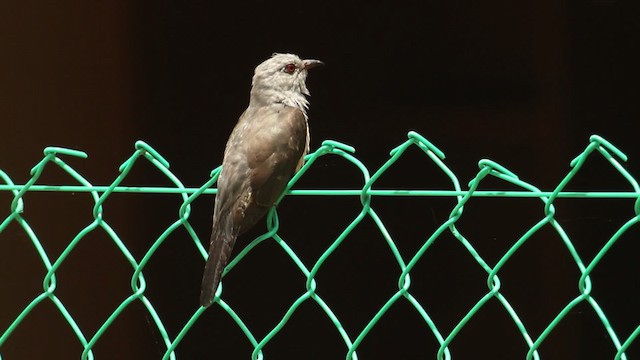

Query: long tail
200 223 237 307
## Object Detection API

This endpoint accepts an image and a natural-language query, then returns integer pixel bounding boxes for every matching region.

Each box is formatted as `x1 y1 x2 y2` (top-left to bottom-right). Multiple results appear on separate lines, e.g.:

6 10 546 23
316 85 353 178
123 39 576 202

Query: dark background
1 1 639 359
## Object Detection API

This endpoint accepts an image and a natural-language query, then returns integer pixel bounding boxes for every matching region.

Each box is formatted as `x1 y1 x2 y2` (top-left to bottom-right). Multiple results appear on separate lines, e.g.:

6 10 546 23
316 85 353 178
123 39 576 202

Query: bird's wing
246 106 308 207
200 106 307 306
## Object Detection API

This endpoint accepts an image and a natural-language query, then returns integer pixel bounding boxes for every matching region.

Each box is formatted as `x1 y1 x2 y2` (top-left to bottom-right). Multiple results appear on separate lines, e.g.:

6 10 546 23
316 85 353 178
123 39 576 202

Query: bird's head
250 53 323 112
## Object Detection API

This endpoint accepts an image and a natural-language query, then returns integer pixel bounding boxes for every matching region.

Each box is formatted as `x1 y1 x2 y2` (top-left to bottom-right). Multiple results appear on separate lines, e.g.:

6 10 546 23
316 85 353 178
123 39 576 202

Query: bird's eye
283 63 297 74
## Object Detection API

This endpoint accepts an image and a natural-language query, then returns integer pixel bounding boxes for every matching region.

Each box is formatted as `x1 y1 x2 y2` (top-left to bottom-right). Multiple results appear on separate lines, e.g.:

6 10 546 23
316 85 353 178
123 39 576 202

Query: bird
200 53 323 307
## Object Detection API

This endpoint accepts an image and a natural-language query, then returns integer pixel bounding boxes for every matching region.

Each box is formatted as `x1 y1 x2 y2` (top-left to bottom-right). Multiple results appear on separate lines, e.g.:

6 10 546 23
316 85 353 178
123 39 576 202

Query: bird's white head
250 53 323 114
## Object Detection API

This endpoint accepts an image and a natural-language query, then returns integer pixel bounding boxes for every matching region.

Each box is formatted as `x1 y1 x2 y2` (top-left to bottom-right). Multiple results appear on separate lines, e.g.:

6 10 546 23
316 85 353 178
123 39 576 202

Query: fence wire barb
1 131 639 359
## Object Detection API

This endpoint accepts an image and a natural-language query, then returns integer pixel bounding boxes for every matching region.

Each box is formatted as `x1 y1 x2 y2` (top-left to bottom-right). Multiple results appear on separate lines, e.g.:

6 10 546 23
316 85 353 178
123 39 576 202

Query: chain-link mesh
1 132 639 359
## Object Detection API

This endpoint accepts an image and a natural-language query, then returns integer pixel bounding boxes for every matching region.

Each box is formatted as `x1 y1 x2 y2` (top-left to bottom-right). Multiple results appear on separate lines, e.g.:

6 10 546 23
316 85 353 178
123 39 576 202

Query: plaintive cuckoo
200 53 323 307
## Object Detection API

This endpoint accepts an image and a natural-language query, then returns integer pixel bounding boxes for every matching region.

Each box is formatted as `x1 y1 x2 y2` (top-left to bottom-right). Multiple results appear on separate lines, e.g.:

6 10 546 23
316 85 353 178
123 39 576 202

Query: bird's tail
200 222 237 307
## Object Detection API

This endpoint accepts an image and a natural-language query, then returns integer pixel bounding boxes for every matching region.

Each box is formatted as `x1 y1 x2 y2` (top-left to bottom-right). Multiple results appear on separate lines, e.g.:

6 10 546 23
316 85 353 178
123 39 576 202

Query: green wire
1 132 638 359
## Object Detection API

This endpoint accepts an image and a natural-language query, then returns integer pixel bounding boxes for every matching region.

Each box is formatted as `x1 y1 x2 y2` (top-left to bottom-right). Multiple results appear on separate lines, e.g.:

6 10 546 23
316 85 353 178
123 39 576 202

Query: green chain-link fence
1 131 639 359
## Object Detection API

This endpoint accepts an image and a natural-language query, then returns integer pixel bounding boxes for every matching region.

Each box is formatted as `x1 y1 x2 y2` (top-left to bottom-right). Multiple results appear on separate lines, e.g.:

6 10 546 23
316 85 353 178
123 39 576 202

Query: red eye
284 63 296 74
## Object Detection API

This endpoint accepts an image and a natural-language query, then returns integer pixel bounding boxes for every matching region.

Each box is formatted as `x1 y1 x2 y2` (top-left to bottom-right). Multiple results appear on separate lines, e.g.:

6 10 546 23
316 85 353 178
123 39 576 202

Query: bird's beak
302 59 324 70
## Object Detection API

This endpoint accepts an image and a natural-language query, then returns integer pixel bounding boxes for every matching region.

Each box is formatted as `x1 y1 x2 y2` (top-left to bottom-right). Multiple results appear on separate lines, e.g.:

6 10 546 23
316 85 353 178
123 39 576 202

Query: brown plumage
200 53 322 307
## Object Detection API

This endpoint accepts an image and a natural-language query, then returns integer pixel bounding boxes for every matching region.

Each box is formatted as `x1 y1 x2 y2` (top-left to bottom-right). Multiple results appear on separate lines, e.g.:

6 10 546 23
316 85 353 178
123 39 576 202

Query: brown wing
248 107 307 204
201 105 307 306
233 105 308 233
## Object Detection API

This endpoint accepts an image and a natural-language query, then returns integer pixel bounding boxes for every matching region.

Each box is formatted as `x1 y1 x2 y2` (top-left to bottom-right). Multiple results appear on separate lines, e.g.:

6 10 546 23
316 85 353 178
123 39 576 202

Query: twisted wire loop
1 132 639 359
